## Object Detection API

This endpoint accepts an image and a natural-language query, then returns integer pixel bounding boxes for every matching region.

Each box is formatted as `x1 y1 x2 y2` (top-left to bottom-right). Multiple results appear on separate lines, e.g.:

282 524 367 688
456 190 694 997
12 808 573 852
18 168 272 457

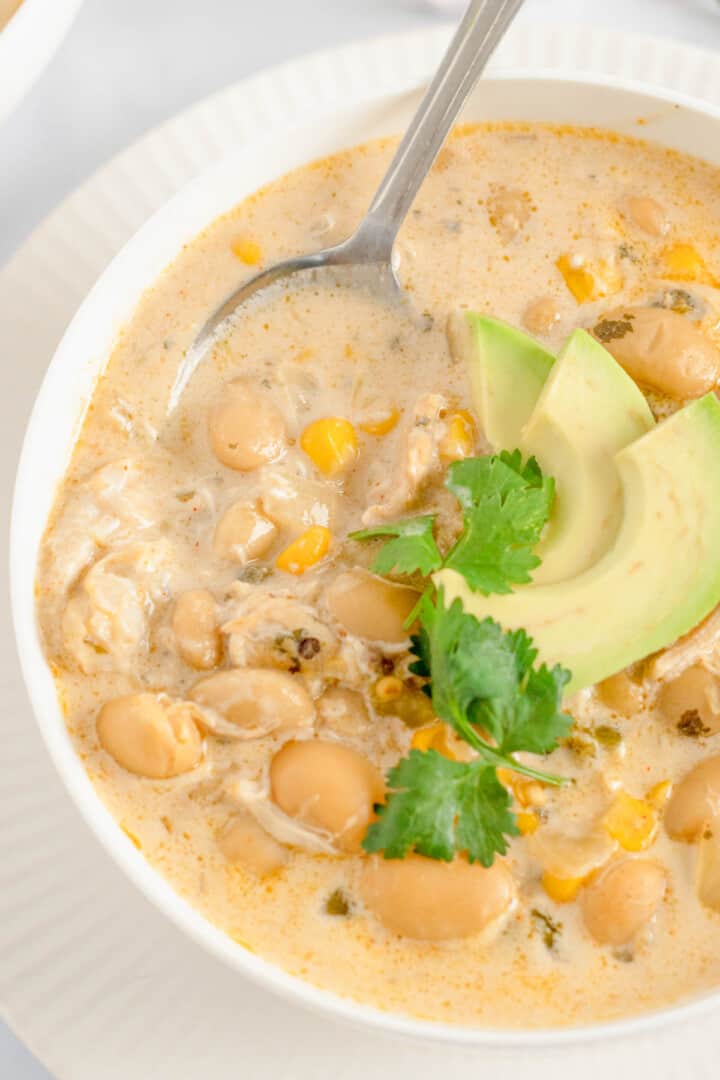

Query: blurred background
2 0 720 1075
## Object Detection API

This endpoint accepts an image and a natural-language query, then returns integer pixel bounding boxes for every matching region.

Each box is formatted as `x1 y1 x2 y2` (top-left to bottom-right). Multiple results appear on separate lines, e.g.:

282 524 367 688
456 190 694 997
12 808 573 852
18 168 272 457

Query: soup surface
36 123 720 1028
0 0 22 30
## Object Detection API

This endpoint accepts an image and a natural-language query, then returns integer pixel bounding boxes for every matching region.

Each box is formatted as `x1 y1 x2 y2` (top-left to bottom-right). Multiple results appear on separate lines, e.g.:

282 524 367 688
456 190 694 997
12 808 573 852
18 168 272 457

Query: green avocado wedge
448 312 554 451
436 393 720 695
450 314 655 584
521 329 655 584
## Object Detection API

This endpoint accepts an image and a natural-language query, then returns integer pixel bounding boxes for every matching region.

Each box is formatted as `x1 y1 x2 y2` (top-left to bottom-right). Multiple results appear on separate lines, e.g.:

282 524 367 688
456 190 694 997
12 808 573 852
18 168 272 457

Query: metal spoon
169 0 524 409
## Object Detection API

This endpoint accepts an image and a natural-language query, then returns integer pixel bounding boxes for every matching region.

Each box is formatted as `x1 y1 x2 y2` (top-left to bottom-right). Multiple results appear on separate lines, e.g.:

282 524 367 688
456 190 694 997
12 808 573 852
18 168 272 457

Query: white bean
97 693 204 778
361 854 515 940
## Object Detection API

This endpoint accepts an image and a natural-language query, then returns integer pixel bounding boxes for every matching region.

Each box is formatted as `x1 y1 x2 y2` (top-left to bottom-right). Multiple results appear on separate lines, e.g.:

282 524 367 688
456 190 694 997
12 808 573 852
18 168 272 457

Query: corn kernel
232 239 263 266
411 721 456 759
276 526 331 575
516 779 548 808
374 675 404 702
439 410 476 463
377 688 434 728
542 872 585 903
411 722 441 752
497 769 547 808
603 791 658 852
556 254 623 304
516 811 540 836
646 779 673 809
359 408 401 437
660 242 719 287
300 417 358 477
496 767 514 790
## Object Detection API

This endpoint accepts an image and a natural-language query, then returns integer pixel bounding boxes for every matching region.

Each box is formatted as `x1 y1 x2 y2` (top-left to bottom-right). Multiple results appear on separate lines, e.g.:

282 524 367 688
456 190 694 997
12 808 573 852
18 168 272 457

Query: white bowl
0 0 84 125
12 71 720 1046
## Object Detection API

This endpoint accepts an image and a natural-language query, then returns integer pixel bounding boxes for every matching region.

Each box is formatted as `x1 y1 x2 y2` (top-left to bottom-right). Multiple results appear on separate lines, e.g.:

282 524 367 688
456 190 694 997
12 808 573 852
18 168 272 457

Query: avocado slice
436 393 720 694
522 329 655 584
448 313 554 451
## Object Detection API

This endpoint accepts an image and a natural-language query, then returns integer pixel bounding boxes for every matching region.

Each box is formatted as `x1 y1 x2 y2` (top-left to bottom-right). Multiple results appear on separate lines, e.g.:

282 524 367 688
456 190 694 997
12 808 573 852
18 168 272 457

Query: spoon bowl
169 247 404 409
168 0 524 410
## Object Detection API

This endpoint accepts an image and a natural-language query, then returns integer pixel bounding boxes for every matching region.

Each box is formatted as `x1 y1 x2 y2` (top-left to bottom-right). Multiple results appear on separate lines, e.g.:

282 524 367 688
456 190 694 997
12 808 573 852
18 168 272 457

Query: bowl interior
12 73 720 1046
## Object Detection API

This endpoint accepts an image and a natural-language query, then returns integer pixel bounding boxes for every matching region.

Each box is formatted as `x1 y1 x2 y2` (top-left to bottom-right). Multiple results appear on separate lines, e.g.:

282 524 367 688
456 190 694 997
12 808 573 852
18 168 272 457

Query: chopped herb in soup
36 123 720 1028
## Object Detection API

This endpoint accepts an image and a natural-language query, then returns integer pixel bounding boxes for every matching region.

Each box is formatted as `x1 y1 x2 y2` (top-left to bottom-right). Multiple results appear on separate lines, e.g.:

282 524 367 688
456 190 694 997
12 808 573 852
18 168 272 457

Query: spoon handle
349 0 524 263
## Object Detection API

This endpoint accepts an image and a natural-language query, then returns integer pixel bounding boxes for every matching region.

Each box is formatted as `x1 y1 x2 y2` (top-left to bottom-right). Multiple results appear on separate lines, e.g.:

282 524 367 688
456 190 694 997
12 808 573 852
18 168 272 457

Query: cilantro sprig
362 592 572 866
364 751 516 867
409 592 571 766
350 447 572 867
350 449 554 596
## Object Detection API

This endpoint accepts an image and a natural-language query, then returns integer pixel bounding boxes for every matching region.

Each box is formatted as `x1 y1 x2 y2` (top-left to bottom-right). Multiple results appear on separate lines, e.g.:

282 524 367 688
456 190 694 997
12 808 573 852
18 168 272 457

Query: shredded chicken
189 701 256 740
219 584 372 688
487 185 533 243
646 605 720 682
362 393 450 525
226 775 337 854
62 541 176 673
87 459 157 528
259 451 337 529
222 591 338 670
47 459 159 589
275 359 321 426
529 829 617 879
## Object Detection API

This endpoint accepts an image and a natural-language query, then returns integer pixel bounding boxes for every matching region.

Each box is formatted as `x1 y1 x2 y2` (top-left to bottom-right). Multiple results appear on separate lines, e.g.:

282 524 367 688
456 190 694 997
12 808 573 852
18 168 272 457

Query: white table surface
2 0 720 1075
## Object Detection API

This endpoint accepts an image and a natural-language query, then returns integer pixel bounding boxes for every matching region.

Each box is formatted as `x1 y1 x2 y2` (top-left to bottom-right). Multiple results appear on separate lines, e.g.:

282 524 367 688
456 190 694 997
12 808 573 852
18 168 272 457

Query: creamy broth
36 124 720 1028
0 0 22 30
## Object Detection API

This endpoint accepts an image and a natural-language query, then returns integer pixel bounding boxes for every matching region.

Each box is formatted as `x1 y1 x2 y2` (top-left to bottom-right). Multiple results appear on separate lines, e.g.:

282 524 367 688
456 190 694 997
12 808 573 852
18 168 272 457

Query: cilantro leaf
349 450 554 596
349 516 441 576
366 594 572 867
408 629 431 686
445 451 545 509
363 750 517 866
414 592 519 730
498 448 545 487
443 455 555 594
490 657 572 756
420 592 573 763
